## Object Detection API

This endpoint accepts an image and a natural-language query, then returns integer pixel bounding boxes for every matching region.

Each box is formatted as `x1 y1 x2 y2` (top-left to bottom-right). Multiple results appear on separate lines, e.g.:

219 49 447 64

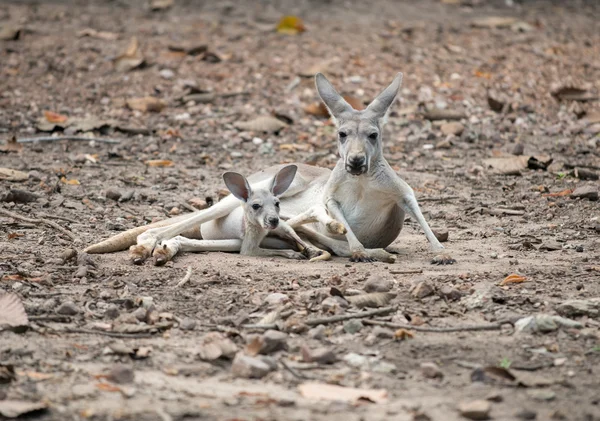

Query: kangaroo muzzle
345 155 367 175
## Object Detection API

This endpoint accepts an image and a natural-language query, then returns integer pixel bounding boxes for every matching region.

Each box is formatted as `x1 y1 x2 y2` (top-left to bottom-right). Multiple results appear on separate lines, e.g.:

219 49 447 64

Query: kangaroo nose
349 156 365 168
268 217 279 227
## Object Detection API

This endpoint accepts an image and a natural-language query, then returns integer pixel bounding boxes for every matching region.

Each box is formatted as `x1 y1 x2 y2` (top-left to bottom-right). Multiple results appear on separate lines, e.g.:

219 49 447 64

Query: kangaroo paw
327 220 347 235
152 241 179 266
308 249 331 262
431 253 456 265
129 244 152 265
368 249 396 263
350 251 375 263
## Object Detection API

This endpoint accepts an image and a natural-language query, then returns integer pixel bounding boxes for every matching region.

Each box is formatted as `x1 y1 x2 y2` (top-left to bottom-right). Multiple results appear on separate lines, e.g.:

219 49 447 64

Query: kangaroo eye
338 132 347 138
368 133 378 141
275 202 280 208
252 204 261 210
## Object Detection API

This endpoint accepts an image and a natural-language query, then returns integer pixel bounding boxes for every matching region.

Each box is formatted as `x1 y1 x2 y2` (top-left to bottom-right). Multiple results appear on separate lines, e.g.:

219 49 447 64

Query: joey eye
368 132 378 141
338 131 347 142
275 202 280 208
251 204 261 210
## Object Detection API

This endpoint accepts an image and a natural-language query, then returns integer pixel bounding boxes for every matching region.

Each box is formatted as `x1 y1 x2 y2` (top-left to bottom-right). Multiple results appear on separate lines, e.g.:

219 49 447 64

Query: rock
259 330 288 354
159 68 175 80
343 353 368 368
56 301 80 316
411 281 435 299
188 197 209 210
515 409 537 420
105 189 122 201
179 318 197 331
1 189 38 204
570 185 599 201
364 276 394 293
108 365 134 384
457 400 491 420
526 389 556 401
321 296 349 312
343 319 363 334
372 326 395 339
372 361 397 374
301 346 337 364
231 353 274 379
104 304 120 319
556 298 600 319
538 240 562 251
441 122 464 136
512 143 525 156
515 314 583 334
435 137 453 149
308 325 326 339
572 168 599 181
132 307 147 322
264 293 289 306
439 285 463 301
433 229 449 242
420 362 443 379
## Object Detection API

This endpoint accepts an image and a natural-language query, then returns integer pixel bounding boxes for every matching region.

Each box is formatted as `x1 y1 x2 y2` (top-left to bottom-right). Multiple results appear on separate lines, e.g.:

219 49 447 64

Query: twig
279 358 311 380
241 323 278 330
0 208 77 241
418 196 460 202
389 269 423 275
36 212 79 224
28 315 72 323
362 319 514 333
175 267 193 288
61 328 154 339
305 306 397 327
16 136 121 144
177 200 198 213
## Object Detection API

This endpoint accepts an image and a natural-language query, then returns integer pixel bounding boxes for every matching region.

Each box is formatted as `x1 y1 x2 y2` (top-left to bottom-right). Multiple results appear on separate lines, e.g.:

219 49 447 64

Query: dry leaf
197 332 238 360
304 103 328 117
542 189 574 198
394 329 414 340
0 168 28 181
18 370 54 381
145 159 174 167
113 37 145 72
471 17 518 28
96 382 122 392
500 274 527 286
245 336 263 357
77 28 119 40
298 382 387 403
234 116 288 133
345 292 396 309
483 155 552 175
551 86 597 102
0 400 47 418
44 111 68 123
60 177 80 185
276 16 306 35
150 0 174 11
8 232 23 240
0 136 23 153
298 59 337 78
127 97 167 112
0 293 29 330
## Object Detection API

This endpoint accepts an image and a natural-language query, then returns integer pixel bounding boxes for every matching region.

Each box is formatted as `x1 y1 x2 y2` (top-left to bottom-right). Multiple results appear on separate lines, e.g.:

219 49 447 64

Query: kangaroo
151 165 330 265
84 72 453 265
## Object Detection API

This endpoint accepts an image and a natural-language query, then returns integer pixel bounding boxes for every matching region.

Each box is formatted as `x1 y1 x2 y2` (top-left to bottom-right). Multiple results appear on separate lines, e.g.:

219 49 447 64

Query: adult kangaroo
85 72 450 265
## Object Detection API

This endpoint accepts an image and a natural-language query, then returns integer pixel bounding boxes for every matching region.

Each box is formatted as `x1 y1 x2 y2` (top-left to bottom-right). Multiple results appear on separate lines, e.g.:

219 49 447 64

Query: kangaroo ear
366 72 403 125
223 172 252 202
271 165 297 197
315 73 353 124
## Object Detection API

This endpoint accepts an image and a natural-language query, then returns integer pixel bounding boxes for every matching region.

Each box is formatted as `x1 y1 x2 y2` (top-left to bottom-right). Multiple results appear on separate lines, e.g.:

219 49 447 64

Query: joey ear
271 165 297 197
365 72 403 125
315 73 353 123
223 172 252 202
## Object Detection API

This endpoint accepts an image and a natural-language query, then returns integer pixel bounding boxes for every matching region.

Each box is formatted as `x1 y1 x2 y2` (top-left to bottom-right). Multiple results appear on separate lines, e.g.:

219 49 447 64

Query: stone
132 307 147 322
439 285 463 301
179 317 197 331
188 197 209 210
159 68 175 80
302 346 337 364
526 389 556 401
321 296 349 312
364 276 393 293
556 298 600 319
457 400 491 420
515 409 537 420
372 326 395 339
433 229 449 242
420 362 443 379
308 325 326 339
411 281 435 299
264 293 289 306
570 185 599 201
343 353 368 368
231 353 274 379
104 304 120 319
441 122 464 136
105 189 122 201
343 319 363 334
258 330 288 354
108 365 134 384
56 301 80 316
515 314 582 334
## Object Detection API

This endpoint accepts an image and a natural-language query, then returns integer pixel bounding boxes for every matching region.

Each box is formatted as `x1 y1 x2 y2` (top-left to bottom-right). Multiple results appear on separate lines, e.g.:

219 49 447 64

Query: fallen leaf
0 293 29 331
150 0 174 11
298 382 387 403
0 136 23 153
77 28 119 40
197 332 238 361
345 292 396 309
44 111 68 123
483 155 552 175
394 329 414 340
96 382 123 392
60 177 80 185
542 189 573 198
245 336 263 357
551 86 597 102
0 168 28 181
17 370 54 381
474 70 493 79
1 274 24 282
113 37 145 72
8 232 23 240
145 159 174 167
0 401 47 418
471 16 518 28
234 116 288 133
500 274 527 286
127 97 167 112
276 16 306 35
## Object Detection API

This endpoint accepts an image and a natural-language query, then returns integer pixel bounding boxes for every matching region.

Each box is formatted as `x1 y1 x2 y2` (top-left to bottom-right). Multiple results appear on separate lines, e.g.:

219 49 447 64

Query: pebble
439 285 463 301
411 281 435 299
420 362 443 379
264 292 289 306
56 301 80 315
555 298 599 318
188 197 209 210
570 185 599 201
433 229 449 242
515 409 537 420
179 318 197 331
372 326 395 339
104 304 120 319
343 353 368 368
231 353 274 379
252 137 264 145
457 400 491 420
526 389 555 401
343 319 363 334
108 365 135 384
159 68 175 80
105 188 122 201
259 330 288 354
132 307 148 322
364 276 393 293
308 325 326 340
441 122 464 136
321 296 349 312
302 346 337 364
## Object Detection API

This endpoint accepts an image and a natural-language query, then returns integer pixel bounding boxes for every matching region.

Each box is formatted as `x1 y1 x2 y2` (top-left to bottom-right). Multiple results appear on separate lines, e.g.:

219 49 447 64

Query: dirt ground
1 0 600 420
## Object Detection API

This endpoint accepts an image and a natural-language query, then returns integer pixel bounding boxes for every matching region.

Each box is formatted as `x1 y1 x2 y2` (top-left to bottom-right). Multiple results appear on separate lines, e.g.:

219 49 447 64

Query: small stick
0 208 77 241
16 136 121 144
29 315 72 323
389 269 423 275
280 358 311 380
36 213 79 224
362 319 513 333
305 306 397 327
418 196 460 202
175 267 193 288
241 323 278 330
61 328 154 339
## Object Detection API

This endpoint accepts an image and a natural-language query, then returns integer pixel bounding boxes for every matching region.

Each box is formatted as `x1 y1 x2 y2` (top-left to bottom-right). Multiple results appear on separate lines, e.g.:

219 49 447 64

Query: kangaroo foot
350 251 375 263
431 253 456 265
152 239 180 266
327 220 347 235
129 244 152 265
304 247 331 262
367 249 396 263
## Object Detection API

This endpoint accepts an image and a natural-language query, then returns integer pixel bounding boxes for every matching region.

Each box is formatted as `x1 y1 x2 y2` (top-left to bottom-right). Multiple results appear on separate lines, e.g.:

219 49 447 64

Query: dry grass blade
0 293 29 330
345 292 396 309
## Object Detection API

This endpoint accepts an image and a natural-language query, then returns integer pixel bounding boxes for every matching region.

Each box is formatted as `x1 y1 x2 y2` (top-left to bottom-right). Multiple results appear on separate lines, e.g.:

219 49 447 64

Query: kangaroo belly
343 202 404 248
201 207 244 240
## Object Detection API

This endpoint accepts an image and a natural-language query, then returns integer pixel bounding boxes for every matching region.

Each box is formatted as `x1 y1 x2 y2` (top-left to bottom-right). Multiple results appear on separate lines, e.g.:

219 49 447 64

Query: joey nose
268 217 279 228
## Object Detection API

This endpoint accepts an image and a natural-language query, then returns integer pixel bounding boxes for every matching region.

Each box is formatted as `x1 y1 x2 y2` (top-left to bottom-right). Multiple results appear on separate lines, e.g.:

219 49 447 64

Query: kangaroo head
222 165 297 230
315 73 403 176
